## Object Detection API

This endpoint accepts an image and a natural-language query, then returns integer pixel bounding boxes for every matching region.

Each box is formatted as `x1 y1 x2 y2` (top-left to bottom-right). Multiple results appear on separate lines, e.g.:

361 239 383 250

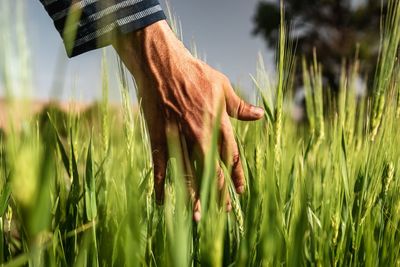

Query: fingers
193 198 201 222
192 165 231 223
220 117 246 194
152 144 168 204
231 153 245 194
188 140 232 221
222 77 264 121
216 164 225 191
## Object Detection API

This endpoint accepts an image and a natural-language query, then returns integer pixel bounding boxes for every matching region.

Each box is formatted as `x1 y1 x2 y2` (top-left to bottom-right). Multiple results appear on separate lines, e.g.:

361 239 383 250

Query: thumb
223 81 264 121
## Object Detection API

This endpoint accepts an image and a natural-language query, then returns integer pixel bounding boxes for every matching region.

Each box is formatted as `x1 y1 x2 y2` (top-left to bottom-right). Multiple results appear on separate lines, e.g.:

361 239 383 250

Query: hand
113 20 264 221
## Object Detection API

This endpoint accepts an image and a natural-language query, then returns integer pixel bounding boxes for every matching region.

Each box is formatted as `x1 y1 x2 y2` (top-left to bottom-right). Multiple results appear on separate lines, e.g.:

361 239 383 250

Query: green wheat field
1 1 400 266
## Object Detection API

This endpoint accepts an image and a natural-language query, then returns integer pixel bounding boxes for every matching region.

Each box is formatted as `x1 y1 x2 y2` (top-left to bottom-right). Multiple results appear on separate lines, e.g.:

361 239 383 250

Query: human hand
113 20 264 221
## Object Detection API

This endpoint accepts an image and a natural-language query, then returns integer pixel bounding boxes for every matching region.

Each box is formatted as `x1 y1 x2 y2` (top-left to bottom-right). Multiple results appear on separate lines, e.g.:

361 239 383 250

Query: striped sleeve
39 0 166 57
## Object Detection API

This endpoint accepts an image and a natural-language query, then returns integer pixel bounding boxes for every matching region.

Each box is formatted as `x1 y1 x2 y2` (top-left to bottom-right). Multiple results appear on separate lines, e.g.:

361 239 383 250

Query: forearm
112 20 189 77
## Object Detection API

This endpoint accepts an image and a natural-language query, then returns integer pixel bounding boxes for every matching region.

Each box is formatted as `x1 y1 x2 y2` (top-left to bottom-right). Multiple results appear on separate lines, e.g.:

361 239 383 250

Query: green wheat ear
371 0 400 141
395 65 400 118
101 52 110 156
302 51 325 149
63 5 83 56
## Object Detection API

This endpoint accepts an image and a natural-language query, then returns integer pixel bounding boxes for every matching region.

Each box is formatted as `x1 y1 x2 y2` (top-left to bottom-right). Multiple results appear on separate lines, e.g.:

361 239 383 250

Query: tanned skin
113 20 264 222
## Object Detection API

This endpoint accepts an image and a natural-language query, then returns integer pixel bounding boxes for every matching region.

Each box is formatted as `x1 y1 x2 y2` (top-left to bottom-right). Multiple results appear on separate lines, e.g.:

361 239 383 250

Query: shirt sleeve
39 0 166 57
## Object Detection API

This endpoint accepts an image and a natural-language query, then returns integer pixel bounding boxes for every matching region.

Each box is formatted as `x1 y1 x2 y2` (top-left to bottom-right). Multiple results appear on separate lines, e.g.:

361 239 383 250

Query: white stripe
52 0 99 21
79 0 144 27
116 5 162 27
73 5 162 47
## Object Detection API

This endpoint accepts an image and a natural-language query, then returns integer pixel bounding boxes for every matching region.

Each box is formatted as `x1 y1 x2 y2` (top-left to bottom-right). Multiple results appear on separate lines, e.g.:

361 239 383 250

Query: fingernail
251 106 264 118
193 211 201 222
226 203 232 212
236 185 245 194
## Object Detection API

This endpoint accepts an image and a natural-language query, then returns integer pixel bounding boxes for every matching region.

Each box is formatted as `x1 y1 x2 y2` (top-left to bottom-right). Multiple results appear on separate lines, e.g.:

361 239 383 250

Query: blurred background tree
253 0 388 91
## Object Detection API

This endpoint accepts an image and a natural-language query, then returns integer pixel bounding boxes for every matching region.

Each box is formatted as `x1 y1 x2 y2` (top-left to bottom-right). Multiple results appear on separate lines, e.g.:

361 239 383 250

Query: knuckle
217 167 224 179
219 73 230 85
232 153 241 167
221 116 232 128
237 99 245 115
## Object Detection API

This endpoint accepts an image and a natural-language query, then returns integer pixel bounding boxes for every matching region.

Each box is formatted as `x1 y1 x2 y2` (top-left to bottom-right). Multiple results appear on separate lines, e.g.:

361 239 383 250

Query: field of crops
1 1 400 266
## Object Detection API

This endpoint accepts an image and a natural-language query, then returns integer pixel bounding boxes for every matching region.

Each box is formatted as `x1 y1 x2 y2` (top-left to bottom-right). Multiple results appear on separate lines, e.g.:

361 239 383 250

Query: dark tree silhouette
253 0 388 90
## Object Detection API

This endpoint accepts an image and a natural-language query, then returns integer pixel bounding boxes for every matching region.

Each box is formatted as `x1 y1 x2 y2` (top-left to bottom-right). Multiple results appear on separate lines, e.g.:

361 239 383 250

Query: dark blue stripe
69 10 165 57
38 0 166 57
40 0 72 16
55 0 162 39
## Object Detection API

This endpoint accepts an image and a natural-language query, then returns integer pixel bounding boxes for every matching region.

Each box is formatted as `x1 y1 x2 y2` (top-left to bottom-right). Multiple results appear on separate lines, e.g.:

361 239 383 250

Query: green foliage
253 0 390 90
0 1 400 266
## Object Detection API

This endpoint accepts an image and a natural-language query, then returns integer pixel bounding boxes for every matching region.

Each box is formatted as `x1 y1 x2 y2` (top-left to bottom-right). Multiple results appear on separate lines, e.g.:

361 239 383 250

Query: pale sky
12 1 271 102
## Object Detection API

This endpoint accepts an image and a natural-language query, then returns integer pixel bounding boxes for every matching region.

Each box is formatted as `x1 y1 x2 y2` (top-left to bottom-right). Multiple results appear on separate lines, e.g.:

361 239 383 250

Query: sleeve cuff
39 0 166 57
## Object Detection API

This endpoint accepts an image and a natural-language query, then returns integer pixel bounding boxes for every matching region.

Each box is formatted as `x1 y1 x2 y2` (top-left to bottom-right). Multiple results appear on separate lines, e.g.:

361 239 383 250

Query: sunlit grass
0 0 400 266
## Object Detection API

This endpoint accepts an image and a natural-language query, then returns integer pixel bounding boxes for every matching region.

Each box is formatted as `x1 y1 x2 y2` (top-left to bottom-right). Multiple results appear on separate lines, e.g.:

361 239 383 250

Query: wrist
113 20 188 76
